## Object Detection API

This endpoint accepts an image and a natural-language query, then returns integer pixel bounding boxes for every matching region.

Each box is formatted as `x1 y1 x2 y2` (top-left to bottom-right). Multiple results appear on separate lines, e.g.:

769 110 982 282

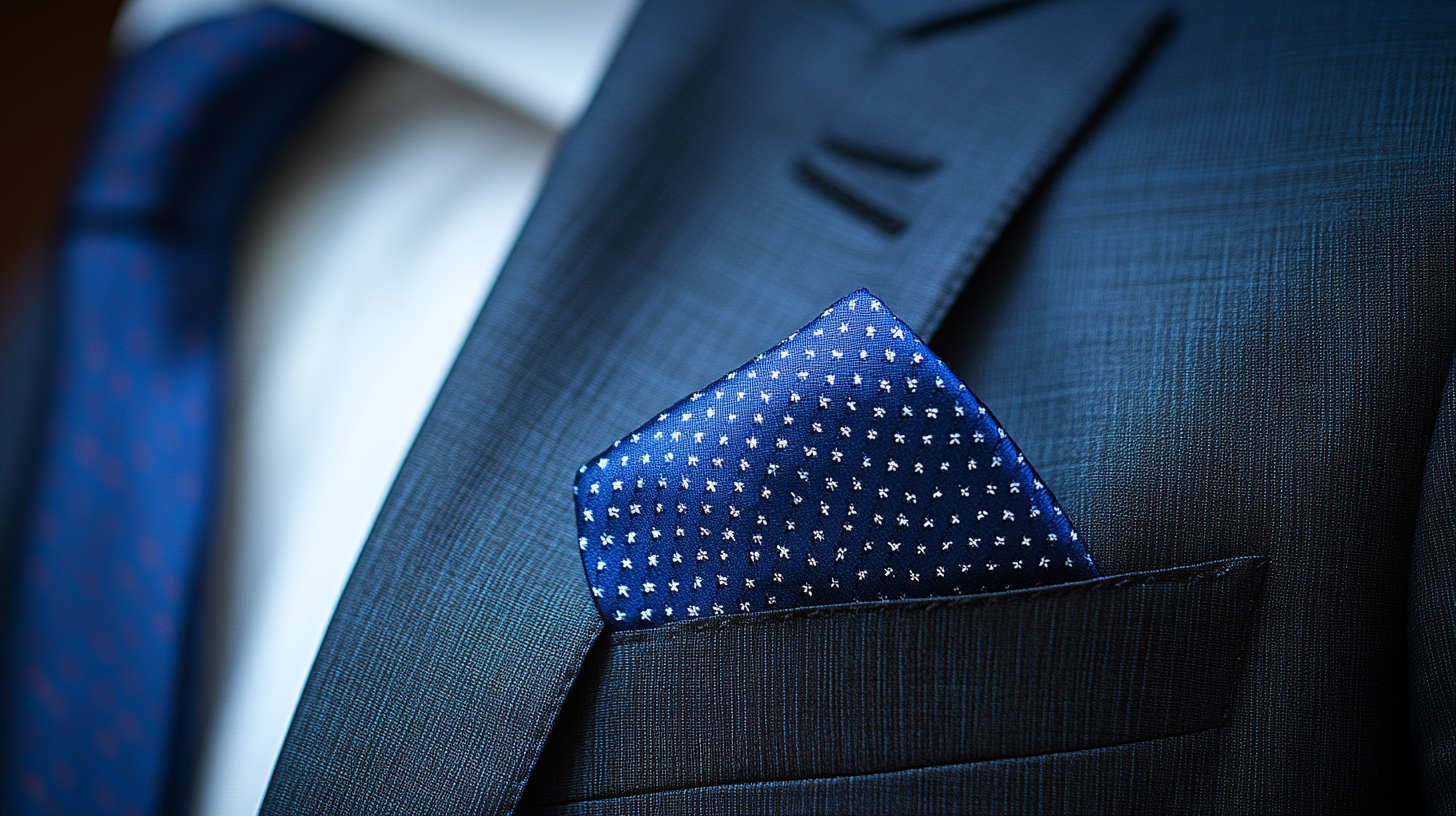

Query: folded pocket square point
575 288 1096 630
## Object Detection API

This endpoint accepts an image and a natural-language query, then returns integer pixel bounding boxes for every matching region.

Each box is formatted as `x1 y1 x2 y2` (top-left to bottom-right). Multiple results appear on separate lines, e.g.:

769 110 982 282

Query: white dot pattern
575 289 1096 630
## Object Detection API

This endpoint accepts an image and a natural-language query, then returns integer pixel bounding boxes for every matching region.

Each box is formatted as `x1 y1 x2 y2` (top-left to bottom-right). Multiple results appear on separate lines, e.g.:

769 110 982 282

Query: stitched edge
609 556 1267 645
502 607 606 811
1214 555 1273 728
548 558 1271 807
919 5 1174 338
543 718 1230 810
919 5 1173 337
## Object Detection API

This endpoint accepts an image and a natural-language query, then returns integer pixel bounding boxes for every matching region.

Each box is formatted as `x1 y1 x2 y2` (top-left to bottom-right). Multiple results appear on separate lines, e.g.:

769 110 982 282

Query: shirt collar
115 0 641 129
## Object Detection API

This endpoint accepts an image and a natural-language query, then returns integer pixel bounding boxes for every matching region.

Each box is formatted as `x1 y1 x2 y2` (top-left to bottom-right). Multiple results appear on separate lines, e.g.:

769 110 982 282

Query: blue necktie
1 11 362 814
577 289 1098 630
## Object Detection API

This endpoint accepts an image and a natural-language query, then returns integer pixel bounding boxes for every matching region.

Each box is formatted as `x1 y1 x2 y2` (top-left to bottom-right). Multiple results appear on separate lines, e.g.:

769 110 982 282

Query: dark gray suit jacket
12 0 1450 812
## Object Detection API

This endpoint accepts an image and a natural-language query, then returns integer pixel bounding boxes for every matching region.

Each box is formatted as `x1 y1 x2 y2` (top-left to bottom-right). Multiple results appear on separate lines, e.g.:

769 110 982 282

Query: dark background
1 1 125 323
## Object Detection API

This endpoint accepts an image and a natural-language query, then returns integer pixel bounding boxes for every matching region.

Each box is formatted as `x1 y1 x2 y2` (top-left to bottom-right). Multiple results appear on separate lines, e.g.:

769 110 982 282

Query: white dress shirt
115 1 639 813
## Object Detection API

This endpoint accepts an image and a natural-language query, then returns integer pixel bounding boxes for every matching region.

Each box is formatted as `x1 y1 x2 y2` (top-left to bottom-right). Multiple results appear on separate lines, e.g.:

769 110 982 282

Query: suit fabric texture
249 0 1456 812
244 0 1456 812
1 0 1448 812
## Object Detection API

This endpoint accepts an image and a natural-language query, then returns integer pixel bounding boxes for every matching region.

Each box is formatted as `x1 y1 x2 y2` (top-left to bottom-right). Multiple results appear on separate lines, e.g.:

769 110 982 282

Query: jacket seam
544 718 1232 807
608 556 1267 645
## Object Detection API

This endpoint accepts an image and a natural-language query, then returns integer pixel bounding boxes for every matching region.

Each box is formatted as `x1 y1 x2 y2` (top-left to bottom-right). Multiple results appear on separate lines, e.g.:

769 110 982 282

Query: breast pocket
529 556 1268 805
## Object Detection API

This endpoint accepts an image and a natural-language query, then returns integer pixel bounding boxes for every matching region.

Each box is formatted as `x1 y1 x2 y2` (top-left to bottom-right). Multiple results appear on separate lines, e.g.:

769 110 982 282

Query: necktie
577 290 1097 630
1 12 362 814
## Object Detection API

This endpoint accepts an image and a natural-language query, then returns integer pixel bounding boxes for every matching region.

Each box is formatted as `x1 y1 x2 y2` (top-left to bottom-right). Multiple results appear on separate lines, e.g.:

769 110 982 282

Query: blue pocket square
575 289 1097 630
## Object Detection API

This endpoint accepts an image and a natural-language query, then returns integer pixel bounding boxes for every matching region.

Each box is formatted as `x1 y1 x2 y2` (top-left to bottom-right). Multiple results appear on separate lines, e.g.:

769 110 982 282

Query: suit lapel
263 0 1168 812
847 0 1047 32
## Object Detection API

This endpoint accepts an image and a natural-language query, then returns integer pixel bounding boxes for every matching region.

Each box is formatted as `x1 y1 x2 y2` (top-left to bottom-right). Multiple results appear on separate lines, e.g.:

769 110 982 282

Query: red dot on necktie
156 422 181 451
180 395 206 426
107 369 133 399
149 373 173 401
72 434 100 467
159 572 184 604
48 759 76 790
20 769 50 805
34 511 60 543
90 680 116 710
125 329 149 358
23 666 66 718
151 613 176 642
114 711 141 741
130 441 154 471
137 537 163 568
83 339 108 371
127 256 151 285
99 456 126 488
103 168 132 199
148 82 180 114
177 472 201 501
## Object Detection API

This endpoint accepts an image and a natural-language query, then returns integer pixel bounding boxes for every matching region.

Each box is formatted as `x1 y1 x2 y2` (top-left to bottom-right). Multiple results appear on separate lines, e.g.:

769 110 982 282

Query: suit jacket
3 0 1453 812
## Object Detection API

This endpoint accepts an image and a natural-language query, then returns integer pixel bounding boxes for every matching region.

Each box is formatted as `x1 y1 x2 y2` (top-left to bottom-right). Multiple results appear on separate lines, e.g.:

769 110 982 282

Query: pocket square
575 289 1097 630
